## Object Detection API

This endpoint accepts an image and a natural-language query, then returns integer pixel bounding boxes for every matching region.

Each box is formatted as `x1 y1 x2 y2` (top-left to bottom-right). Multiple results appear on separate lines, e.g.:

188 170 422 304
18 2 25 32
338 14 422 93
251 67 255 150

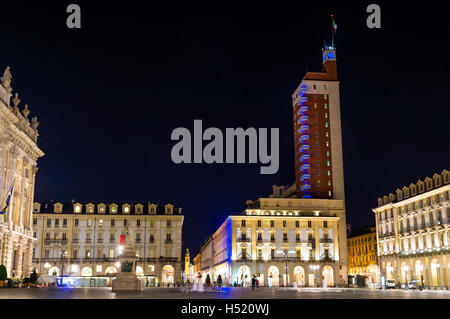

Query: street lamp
309 265 319 287
436 264 440 288
284 252 288 288
417 264 424 289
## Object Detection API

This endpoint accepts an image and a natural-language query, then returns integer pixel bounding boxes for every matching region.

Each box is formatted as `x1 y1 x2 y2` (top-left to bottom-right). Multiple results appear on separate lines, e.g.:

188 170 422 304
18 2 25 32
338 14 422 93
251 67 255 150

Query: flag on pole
0 181 14 215
331 14 337 33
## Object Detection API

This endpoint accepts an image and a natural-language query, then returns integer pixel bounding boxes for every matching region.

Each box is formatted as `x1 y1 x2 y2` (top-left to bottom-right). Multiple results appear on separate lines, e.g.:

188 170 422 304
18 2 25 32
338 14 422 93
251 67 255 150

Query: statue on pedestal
112 223 141 291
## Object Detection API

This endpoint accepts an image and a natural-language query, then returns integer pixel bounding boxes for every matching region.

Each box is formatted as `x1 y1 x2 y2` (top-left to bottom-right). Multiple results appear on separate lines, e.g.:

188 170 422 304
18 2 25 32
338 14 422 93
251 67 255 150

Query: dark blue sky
1 1 448 255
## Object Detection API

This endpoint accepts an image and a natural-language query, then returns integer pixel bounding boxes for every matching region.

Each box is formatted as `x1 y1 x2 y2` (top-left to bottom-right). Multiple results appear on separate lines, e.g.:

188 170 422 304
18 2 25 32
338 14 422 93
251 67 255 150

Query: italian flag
331 14 337 33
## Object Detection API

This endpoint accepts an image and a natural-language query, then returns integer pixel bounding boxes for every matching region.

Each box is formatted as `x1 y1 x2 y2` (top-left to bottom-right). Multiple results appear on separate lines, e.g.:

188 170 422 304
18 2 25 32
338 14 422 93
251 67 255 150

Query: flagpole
331 14 335 48
0 179 14 211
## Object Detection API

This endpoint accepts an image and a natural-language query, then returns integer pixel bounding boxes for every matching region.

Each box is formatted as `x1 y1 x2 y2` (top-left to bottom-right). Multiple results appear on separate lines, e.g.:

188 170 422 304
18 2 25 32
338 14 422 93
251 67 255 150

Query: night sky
1 2 448 255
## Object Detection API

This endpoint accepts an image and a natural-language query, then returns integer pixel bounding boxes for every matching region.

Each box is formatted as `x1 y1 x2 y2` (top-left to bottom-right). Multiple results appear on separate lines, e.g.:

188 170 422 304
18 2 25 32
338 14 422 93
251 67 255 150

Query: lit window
74 205 81 213
325 113 328 119
326 132 329 137
324 94 327 100
327 160 330 166
96 265 102 273
326 141 329 147
324 103 328 109
328 170 331 176
124 206 129 213
325 122 329 128
328 191 332 197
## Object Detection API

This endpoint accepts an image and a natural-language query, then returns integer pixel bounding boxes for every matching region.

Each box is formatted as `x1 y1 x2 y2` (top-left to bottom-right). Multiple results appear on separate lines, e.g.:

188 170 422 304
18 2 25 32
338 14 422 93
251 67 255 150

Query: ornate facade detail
0 65 44 278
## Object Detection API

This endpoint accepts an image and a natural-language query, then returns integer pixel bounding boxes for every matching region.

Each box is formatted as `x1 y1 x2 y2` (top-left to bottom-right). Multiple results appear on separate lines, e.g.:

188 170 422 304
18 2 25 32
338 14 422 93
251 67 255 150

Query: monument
112 225 141 291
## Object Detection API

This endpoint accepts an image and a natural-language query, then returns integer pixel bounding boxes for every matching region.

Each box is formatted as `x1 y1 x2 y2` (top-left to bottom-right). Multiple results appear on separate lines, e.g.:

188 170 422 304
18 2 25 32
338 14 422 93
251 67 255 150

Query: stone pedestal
112 244 141 292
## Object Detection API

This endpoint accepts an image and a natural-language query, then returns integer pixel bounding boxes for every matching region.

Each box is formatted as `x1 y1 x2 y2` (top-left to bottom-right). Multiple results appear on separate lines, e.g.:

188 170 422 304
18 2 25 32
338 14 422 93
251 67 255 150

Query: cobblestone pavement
0 287 449 299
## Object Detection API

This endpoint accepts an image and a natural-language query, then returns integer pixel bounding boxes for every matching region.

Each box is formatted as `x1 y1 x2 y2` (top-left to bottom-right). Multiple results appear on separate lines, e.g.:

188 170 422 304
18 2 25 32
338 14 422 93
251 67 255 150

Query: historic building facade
373 170 450 289
0 66 44 278
32 201 183 286
348 226 379 286
194 184 348 287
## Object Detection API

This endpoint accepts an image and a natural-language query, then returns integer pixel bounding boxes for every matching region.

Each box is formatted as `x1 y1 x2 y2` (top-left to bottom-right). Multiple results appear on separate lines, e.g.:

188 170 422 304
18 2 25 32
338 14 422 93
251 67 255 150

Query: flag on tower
0 181 14 215
331 14 337 33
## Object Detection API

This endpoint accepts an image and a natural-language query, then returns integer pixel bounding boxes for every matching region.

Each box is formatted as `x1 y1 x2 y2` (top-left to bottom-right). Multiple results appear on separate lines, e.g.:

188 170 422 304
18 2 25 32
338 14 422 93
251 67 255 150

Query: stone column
3 234 14 276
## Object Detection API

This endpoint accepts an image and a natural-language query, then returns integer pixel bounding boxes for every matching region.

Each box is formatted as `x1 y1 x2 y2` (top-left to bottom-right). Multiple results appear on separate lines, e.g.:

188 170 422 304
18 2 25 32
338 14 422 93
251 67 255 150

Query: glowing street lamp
309 265 319 287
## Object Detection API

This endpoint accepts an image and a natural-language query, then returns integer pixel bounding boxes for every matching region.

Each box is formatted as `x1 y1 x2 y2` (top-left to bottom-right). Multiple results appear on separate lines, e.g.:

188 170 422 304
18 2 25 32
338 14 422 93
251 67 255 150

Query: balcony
44 239 68 245
237 238 251 242
318 256 335 263
109 239 116 243
97 238 104 243
73 239 79 243
135 239 141 243
165 239 173 244
320 238 333 243
85 239 92 243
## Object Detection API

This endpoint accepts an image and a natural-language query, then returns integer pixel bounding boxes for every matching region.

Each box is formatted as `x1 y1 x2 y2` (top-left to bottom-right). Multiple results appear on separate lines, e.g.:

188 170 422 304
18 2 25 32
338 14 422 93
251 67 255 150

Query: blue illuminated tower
292 45 345 200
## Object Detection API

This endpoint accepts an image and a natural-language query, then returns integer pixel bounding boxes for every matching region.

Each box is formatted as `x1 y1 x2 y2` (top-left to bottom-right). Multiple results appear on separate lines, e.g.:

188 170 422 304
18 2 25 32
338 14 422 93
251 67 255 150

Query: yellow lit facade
31 201 183 287
194 185 348 287
348 227 379 284
373 170 449 289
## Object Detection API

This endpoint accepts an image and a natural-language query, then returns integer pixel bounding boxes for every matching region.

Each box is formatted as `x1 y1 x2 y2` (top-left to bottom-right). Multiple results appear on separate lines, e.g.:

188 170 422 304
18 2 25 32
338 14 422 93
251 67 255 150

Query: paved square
0 287 449 299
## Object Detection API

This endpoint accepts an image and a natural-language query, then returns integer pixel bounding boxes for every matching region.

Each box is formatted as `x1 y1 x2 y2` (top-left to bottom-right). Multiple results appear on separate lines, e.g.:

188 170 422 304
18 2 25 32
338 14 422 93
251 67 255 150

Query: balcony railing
318 256 335 263
165 239 173 244
237 238 251 242
109 239 115 243
320 238 333 243
97 238 103 243
44 239 68 245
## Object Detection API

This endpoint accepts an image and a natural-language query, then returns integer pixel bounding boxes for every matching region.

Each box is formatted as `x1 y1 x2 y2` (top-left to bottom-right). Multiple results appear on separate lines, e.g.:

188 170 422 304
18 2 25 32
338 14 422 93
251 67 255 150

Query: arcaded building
0 66 44 278
32 201 183 287
373 170 449 289
195 184 348 287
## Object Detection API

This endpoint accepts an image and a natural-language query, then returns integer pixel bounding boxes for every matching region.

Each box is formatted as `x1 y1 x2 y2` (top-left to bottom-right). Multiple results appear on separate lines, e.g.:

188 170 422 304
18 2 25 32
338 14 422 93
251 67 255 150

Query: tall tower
184 248 190 280
292 46 345 200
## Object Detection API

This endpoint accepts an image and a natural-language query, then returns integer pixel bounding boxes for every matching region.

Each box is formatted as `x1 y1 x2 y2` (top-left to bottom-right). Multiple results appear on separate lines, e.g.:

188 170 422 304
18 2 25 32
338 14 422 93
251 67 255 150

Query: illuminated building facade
31 201 183 287
0 66 44 278
373 170 450 289
194 185 348 287
348 226 379 286
292 47 345 200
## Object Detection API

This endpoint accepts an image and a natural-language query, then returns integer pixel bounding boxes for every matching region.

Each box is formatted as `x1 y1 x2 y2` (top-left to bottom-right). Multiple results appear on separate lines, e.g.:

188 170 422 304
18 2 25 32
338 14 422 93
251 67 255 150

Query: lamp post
310 265 319 287
436 264 441 288
284 252 288 288
417 264 424 289
60 250 67 286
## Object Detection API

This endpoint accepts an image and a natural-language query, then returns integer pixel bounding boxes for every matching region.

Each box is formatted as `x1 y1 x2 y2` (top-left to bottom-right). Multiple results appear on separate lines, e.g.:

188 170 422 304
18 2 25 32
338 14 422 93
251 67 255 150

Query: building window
46 219 51 227
63 219 67 227
149 234 154 243
271 248 275 259
283 233 288 242
270 220 274 227
167 220 171 228
308 220 312 228
295 220 299 228
137 219 141 227
55 219 59 227
111 219 115 227
270 233 275 242
33 218 37 225
124 219 128 226
241 220 246 227
257 220 262 227
283 220 287 227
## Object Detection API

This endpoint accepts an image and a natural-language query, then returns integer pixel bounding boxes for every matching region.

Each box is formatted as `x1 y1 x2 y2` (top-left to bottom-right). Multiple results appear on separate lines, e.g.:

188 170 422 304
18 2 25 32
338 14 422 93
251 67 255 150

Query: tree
217 274 222 287
0 265 7 281
205 274 211 287
30 268 38 283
